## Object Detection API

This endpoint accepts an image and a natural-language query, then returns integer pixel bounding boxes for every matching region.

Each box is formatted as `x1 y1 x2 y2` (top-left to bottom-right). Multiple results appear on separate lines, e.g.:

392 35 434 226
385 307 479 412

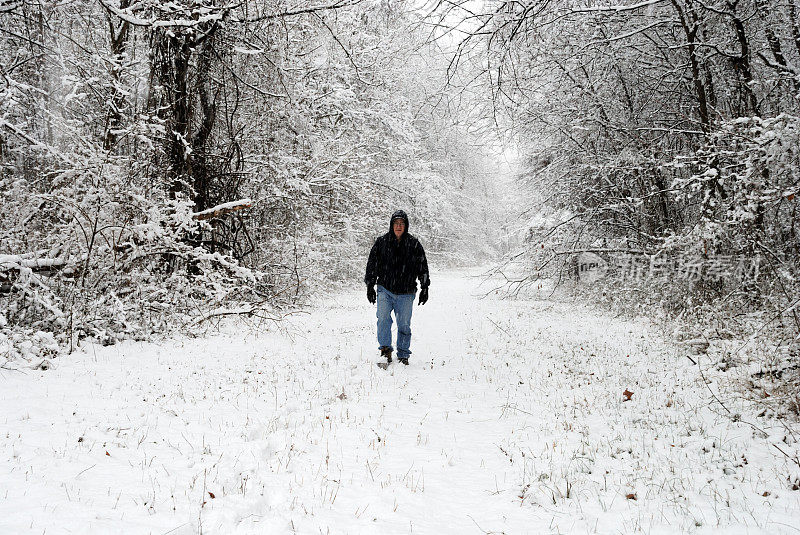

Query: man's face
393 219 405 238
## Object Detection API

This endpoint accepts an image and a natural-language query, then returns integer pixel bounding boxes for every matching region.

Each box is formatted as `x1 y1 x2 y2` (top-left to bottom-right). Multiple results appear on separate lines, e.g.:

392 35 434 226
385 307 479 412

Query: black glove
367 285 376 304
418 287 428 305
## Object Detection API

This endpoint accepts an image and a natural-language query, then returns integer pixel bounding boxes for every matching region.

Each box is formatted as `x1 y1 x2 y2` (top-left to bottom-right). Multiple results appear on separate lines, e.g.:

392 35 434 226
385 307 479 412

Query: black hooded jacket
364 210 430 295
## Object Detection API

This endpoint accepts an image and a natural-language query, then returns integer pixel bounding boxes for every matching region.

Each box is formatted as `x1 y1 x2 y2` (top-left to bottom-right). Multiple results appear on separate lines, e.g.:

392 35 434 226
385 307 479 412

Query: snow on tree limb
230 0 366 23
192 199 253 221
567 0 668 13
97 0 366 27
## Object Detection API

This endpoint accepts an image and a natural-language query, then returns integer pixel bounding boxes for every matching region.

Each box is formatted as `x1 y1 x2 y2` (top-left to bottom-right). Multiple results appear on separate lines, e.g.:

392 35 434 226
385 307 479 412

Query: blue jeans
376 285 415 358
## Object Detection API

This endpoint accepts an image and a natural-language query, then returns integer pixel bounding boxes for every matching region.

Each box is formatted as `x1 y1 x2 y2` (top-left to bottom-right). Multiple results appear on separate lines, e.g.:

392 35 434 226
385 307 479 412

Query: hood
389 210 409 236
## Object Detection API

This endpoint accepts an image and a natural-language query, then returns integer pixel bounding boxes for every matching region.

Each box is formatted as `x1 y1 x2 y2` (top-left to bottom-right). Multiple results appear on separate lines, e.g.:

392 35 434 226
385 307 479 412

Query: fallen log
0 254 72 275
0 255 82 294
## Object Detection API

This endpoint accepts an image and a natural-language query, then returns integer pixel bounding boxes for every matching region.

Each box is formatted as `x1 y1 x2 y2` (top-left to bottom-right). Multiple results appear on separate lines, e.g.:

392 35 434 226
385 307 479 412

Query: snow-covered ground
2 270 799 534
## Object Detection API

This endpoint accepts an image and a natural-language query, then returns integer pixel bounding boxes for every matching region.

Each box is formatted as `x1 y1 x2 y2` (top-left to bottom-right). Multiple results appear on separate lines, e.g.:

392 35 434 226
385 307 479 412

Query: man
365 210 430 366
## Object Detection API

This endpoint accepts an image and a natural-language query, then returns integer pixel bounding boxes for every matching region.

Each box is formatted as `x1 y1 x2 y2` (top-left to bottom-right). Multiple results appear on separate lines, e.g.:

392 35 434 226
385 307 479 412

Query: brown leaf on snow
105 451 110 456
623 389 634 401
208 491 216 499
626 493 637 500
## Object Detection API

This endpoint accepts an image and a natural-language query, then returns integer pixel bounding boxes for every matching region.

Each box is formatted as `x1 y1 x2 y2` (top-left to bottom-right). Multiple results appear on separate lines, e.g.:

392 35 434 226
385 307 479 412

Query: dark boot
380 346 393 363
399 357 409 365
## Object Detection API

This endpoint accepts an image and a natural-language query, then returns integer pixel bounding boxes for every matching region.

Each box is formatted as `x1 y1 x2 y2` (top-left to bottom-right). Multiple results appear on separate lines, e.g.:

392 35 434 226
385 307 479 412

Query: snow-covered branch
192 199 253 221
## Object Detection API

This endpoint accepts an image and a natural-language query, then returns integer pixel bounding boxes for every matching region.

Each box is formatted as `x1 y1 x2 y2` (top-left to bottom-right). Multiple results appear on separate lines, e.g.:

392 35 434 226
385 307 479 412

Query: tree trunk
670 0 710 131
190 38 217 213
103 0 131 151
726 2 760 116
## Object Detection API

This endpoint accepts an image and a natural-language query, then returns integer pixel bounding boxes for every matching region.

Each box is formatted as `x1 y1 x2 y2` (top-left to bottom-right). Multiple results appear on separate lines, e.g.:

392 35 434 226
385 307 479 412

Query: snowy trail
2 270 799 534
